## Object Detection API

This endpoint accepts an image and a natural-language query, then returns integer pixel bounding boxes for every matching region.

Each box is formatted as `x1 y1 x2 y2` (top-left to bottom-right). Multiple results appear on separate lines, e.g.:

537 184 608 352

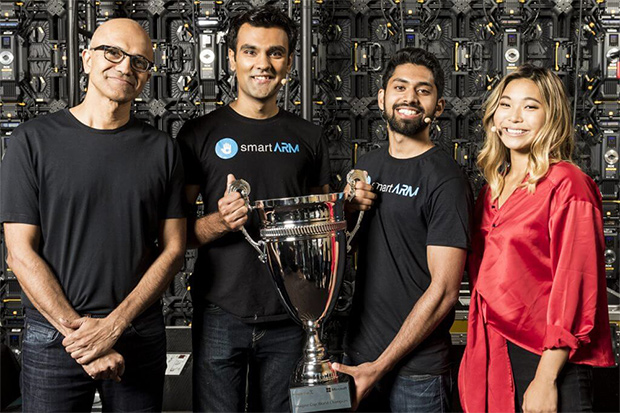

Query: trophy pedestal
288 324 352 413
289 376 351 413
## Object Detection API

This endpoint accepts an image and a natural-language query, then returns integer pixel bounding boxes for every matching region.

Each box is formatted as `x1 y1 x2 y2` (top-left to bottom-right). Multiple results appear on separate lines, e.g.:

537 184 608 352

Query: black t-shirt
346 146 472 375
176 106 331 323
0 109 185 314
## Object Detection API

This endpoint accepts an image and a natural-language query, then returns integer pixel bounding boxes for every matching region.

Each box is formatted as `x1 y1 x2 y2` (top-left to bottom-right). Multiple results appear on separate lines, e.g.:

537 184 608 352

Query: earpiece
424 117 432 124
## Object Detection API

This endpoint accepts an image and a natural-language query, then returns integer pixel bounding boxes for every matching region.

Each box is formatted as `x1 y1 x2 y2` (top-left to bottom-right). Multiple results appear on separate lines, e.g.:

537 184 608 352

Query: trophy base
289 376 352 413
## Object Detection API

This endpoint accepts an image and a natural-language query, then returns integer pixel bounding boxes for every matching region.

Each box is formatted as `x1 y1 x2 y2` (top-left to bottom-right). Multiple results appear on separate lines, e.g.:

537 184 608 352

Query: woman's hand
522 376 558 413
523 347 569 413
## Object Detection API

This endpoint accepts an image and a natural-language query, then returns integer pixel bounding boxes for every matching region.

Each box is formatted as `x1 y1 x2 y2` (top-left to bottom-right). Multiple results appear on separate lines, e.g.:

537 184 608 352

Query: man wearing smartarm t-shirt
176 7 334 412
0 19 186 412
332 48 473 412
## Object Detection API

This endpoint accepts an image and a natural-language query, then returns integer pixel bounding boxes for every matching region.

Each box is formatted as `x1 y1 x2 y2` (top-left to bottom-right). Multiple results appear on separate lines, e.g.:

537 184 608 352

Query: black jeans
21 308 166 412
191 301 304 412
343 352 453 412
507 340 593 412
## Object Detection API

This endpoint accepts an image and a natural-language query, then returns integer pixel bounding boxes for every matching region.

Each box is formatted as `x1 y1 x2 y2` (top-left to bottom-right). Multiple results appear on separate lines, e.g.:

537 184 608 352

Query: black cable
482 0 492 25
422 1 441 38
572 0 584 129
399 0 406 48
521 9 540 40
482 0 500 35
15 1 34 39
380 0 391 28
190 0 198 39
176 0 193 32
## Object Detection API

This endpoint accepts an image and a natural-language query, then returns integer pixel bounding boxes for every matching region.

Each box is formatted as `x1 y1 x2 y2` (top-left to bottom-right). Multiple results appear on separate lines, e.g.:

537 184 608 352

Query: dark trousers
507 340 593 412
344 352 452 412
21 309 166 413
191 301 304 412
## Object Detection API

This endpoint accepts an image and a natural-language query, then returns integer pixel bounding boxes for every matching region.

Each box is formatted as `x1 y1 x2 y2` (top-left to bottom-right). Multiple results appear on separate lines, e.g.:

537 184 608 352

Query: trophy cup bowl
230 171 367 412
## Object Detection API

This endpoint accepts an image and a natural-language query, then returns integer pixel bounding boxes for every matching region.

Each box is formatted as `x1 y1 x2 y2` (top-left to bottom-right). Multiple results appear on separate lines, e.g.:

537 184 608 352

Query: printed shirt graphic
177 106 330 322
215 138 238 159
347 145 472 376
214 137 302 159
372 180 420 197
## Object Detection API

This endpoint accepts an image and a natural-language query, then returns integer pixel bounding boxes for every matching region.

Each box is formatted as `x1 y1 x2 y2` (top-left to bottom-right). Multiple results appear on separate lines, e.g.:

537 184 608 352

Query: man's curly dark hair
382 47 445 99
226 6 298 56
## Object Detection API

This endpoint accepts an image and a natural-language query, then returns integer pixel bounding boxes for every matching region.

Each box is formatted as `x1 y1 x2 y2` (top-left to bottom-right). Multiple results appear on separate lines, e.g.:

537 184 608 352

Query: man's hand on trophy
332 361 385 411
344 171 376 212
218 174 249 232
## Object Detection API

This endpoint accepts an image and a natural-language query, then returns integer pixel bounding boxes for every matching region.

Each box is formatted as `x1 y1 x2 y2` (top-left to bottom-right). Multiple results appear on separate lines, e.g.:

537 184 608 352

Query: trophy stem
303 322 327 363
292 321 338 387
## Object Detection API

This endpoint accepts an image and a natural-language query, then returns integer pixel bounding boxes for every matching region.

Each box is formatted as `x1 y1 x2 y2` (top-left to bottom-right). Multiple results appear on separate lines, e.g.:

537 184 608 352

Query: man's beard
385 104 430 137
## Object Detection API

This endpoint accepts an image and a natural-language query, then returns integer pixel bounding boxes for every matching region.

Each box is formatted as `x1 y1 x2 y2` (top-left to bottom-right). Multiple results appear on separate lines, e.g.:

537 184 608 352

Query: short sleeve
425 176 472 249
311 130 331 188
543 200 604 352
176 119 204 186
160 139 186 219
0 131 40 225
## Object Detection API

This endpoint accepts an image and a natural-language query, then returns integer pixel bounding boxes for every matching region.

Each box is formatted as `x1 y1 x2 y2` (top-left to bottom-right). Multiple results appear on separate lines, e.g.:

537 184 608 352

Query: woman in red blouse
458 65 614 413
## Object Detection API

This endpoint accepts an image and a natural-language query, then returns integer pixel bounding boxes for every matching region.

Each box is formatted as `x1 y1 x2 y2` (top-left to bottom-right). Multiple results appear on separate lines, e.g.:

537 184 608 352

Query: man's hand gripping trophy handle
345 169 368 252
227 179 268 263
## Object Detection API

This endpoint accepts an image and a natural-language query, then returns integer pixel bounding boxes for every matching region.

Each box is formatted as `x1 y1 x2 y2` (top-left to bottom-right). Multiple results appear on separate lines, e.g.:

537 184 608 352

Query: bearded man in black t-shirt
0 19 186 411
176 7 333 412
332 48 473 412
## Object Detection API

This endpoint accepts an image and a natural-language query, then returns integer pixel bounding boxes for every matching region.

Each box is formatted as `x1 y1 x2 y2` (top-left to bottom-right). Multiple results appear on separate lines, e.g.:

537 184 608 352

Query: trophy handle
228 179 268 263
345 169 369 253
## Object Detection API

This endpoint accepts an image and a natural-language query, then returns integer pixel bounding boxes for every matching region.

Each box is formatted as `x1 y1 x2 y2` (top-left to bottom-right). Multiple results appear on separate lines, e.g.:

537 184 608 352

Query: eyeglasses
90 45 153 73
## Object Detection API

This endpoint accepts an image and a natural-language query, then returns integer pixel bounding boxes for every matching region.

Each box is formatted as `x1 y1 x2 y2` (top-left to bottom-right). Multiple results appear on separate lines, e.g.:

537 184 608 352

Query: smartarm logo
215 138 239 159
215 137 301 160
373 181 420 198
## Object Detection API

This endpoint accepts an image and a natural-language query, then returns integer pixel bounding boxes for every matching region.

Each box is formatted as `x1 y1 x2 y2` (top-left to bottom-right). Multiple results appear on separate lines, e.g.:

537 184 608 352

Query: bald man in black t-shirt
1 19 185 411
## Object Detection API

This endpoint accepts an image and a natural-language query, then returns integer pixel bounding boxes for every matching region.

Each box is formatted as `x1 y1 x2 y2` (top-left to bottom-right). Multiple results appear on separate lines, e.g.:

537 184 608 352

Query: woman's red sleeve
543 199 605 353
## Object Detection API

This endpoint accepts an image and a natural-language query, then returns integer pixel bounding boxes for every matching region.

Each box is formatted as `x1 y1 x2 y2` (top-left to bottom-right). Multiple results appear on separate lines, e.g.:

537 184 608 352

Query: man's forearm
11 252 126 378
7 249 80 336
188 211 228 248
375 284 459 372
107 245 185 331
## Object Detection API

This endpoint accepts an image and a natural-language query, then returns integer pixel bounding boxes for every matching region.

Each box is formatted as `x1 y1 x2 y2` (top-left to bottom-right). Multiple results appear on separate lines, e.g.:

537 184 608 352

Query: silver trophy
229 170 367 413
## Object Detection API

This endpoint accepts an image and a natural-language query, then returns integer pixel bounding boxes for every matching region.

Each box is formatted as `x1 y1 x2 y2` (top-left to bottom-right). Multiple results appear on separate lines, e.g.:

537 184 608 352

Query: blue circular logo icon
215 138 238 160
